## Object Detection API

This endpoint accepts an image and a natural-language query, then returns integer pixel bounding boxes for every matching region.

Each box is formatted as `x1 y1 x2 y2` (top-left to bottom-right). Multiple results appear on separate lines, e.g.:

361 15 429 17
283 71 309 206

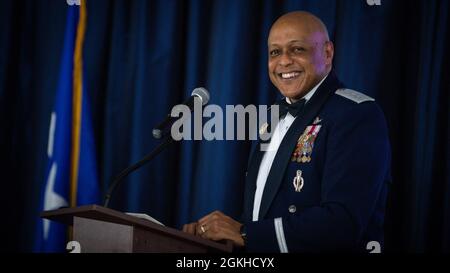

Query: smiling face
268 12 334 101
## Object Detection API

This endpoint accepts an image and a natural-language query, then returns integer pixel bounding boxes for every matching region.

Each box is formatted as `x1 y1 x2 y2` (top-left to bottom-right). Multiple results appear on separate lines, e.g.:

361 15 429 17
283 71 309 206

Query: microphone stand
103 135 174 208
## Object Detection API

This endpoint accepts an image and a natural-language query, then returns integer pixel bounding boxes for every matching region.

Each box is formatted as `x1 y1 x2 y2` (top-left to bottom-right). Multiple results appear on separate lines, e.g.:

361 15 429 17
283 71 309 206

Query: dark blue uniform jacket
242 71 391 252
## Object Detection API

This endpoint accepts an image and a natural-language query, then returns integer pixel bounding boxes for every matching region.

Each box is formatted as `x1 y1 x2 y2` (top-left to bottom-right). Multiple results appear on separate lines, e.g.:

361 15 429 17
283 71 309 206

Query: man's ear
324 41 334 66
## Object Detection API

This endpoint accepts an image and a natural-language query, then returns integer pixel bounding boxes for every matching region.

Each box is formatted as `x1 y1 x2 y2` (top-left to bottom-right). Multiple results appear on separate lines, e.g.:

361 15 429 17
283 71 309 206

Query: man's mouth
277 71 302 80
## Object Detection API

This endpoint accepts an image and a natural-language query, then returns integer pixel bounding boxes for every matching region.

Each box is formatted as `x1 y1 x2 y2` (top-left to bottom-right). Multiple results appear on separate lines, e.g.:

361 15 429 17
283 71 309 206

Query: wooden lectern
41 205 233 253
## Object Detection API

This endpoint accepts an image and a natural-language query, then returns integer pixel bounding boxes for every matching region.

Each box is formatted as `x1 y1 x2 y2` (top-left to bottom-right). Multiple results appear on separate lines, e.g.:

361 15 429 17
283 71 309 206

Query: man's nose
278 52 293 66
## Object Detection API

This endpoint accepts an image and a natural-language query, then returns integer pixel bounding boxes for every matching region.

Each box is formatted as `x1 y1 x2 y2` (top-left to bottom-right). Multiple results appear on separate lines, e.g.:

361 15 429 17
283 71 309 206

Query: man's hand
182 222 199 235
182 211 244 247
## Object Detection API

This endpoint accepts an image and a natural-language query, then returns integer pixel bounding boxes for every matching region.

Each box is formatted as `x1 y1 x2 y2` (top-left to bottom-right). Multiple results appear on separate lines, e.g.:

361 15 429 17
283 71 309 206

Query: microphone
152 87 210 139
103 87 210 208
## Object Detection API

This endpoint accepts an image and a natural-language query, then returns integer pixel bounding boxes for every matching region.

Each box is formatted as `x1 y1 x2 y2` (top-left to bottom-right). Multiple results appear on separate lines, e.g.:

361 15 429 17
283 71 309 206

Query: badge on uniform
293 170 304 192
259 122 269 135
291 124 322 163
313 116 322 125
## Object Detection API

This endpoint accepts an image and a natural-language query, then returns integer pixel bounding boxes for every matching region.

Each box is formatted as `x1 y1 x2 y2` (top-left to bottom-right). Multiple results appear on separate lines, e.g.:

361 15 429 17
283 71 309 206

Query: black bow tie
278 98 306 117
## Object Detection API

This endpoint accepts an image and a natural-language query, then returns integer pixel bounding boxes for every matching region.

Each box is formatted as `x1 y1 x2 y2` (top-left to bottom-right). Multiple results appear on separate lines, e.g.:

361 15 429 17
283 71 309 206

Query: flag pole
69 0 87 208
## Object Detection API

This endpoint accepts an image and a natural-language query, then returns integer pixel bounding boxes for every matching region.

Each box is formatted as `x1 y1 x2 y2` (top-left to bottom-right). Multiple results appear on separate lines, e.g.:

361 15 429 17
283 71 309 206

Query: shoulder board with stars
335 88 375 104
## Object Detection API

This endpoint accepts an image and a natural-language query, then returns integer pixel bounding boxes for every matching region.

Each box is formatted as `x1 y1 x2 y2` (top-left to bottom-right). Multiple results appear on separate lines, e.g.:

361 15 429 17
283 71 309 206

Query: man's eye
270 50 280 56
294 47 305 53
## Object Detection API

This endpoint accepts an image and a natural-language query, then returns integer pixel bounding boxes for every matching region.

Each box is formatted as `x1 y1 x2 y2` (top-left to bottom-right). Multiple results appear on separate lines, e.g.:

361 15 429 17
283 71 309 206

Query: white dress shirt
252 75 328 221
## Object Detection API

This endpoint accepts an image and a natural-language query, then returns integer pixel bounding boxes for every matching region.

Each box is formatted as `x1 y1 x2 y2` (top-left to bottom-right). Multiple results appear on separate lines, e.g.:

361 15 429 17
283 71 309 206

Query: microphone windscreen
191 87 210 106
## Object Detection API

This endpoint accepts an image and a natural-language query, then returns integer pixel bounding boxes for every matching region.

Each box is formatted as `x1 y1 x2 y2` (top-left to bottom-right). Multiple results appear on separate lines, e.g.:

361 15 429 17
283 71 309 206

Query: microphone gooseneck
103 87 210 208
103 137 173 207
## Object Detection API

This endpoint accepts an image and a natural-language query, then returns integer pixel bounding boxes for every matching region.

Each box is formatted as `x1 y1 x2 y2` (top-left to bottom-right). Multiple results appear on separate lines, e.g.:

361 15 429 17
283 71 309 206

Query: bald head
270 11 330 44
267 11 334 101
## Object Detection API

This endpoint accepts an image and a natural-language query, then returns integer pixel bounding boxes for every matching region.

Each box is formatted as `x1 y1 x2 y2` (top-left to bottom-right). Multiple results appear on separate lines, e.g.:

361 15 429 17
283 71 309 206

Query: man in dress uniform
183 11 391 252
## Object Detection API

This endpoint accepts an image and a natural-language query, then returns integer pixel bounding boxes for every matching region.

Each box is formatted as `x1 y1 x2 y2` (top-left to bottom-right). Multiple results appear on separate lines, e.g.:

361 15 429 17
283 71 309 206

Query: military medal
291 125 321 163
293 170 304 192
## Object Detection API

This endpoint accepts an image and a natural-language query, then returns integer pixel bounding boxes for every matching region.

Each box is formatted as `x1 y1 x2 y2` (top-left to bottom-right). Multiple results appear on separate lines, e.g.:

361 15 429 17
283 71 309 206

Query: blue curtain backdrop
0 0 448 252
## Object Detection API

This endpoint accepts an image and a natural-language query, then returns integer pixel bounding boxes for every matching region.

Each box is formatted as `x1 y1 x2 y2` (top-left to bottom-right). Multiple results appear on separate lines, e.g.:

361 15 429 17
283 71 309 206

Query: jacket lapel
257 72 343 220
242 108 277 221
